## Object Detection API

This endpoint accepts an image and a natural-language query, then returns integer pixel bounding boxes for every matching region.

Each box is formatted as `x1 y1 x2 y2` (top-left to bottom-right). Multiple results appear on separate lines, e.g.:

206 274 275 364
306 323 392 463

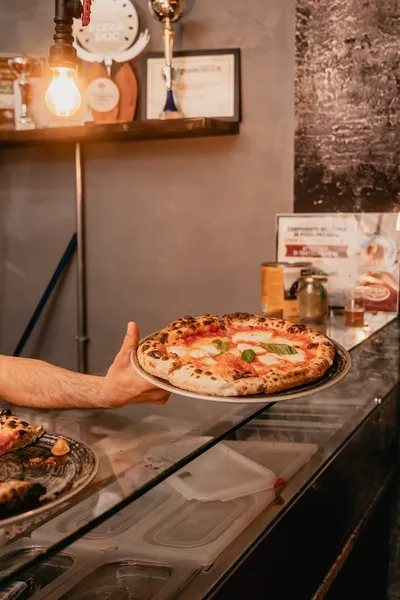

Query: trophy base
15 119 35 131
159 110 184 120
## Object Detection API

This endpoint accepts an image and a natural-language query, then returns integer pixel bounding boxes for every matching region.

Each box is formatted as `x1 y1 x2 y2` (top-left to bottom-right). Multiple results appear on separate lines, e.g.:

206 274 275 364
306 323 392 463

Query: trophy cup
148 0 185 119
8 56 36 130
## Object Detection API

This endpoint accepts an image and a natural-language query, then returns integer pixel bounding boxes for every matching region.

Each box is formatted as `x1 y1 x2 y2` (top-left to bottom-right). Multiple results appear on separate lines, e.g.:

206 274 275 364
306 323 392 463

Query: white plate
130 333 351 404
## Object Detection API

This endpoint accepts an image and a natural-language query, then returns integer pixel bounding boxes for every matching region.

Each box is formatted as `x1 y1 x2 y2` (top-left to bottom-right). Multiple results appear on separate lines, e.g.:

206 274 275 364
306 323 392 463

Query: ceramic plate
0 433 98 527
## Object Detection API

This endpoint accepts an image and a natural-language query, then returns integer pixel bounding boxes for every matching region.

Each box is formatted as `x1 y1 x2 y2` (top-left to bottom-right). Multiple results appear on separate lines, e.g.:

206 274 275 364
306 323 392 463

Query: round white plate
131 332 351 404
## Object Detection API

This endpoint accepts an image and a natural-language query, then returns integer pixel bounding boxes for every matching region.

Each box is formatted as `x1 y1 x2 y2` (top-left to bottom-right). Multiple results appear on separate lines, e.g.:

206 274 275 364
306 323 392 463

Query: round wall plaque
87 77 121 112
74 0 139 55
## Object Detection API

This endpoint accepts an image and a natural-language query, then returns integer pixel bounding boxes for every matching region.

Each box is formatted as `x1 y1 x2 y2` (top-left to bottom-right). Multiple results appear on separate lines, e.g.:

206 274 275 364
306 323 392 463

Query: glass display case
0 312 399 600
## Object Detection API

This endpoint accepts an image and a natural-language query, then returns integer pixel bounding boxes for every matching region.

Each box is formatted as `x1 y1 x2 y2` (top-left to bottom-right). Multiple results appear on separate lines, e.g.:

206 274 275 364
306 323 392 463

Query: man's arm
0 323 169 409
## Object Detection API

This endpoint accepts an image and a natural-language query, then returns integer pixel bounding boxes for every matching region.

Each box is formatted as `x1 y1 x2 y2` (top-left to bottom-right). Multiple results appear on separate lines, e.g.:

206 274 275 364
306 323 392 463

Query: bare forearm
0 355 105 409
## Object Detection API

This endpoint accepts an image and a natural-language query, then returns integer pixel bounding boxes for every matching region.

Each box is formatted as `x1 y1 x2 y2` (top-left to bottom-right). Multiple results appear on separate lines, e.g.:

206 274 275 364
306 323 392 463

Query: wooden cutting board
114 62 138 123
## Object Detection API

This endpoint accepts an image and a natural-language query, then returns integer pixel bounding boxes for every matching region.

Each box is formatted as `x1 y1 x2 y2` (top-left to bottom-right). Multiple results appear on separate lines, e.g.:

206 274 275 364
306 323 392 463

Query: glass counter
0 312 398 599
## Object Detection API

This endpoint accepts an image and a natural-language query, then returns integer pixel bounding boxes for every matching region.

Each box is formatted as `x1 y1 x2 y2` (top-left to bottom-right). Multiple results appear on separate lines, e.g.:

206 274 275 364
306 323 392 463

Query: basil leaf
241 349 256 363
212 339 229 353
260 342 297 355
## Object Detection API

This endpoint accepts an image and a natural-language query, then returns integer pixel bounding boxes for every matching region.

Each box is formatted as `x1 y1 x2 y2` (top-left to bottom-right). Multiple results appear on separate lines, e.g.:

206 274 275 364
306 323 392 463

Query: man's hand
101 322 170 408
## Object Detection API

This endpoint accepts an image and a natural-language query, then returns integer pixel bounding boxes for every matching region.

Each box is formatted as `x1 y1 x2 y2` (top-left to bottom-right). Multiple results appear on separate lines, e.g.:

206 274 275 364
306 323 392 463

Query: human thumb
119 321 139 358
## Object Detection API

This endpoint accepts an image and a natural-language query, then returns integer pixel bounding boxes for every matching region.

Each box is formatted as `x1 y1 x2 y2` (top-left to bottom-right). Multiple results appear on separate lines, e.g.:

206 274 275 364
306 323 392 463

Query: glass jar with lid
297 275 328 324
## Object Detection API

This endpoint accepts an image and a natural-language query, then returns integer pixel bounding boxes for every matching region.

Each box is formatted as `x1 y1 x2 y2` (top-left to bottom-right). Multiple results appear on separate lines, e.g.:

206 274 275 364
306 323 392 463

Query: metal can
261 263 284 317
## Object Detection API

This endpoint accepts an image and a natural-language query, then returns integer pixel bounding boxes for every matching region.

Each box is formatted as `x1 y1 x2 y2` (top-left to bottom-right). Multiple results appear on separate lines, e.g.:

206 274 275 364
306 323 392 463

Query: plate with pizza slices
0 409 98 527
132 313 351 403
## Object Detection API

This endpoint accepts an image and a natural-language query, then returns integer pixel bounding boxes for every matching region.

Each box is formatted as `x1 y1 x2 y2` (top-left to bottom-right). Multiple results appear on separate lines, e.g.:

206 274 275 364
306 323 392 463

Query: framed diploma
141 48 241 122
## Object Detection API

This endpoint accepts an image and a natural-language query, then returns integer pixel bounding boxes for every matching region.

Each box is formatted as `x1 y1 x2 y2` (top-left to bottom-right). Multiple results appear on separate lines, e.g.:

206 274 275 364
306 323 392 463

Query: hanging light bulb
46 66 81 117
46 0 92 117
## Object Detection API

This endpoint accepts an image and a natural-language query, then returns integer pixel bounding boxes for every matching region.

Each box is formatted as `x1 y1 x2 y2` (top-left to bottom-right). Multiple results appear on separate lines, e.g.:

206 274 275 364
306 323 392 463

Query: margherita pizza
137 313 336 397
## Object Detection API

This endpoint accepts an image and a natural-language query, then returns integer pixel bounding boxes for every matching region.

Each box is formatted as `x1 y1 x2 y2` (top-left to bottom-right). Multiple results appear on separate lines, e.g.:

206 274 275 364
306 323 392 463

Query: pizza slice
0 409 44 456
0 480 46 518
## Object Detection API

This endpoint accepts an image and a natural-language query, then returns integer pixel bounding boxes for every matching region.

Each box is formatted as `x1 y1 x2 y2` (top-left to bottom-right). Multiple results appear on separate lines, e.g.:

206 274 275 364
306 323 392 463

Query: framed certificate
141 48 241 122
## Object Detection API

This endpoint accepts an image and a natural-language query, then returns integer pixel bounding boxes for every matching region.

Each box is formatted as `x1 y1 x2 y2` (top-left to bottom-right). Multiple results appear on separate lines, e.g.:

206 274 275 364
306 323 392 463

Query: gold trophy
8 56 36 130
148 0 185 119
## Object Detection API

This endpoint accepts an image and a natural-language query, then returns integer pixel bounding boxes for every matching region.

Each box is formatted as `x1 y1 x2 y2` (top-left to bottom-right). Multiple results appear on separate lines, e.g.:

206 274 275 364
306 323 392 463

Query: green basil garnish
212 339 230 353
260 342 297 355
241 349 256 363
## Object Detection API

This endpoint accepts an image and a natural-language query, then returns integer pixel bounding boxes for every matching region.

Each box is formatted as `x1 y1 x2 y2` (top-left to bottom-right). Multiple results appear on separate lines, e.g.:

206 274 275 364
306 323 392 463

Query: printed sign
73 0 150 64
276 213 400 312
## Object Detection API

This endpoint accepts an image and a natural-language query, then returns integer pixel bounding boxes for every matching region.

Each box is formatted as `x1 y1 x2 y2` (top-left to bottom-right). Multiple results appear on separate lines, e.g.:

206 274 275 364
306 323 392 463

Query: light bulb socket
48 0 82 70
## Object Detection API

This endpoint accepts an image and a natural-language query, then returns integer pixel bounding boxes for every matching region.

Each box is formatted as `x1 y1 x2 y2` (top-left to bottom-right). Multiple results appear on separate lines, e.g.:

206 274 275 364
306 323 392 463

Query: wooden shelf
0 118 239 148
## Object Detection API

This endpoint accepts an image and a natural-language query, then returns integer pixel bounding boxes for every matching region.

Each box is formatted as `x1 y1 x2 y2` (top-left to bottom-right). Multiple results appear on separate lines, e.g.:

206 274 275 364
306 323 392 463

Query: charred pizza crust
0 409 44 456
154 314 221 345
168 365 265 397
137 313 336 397
0 480 46 518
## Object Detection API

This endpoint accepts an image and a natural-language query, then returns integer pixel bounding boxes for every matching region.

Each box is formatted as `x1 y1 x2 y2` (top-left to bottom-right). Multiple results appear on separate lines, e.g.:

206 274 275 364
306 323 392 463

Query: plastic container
121 488 274 567
50 554 199 600
58 561 173 600
145 497 252 549
0 541 75 600
146 437 276 502
55 486 169 540
32 481 175 550
224 440 318 483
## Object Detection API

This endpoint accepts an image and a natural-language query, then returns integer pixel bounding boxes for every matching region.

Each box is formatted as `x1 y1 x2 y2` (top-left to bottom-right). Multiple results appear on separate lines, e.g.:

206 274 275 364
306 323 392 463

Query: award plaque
142 49 241 122
73 0 150 123
148 0 186 119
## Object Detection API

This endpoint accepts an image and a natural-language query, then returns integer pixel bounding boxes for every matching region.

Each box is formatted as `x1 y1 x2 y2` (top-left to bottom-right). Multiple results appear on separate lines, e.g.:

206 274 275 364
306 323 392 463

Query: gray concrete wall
295 0 400 213
0 0 295 373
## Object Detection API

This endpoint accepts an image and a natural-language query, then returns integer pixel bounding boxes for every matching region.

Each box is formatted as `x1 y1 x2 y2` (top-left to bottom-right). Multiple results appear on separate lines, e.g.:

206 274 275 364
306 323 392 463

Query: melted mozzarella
228 348 241 357
167 345 186 357
232 331 273 344
258 349 306 365
258 354 281 365
279 350 306 363
189 348 208 358
237 343 264 355
196 342 221 356
202 357 216 366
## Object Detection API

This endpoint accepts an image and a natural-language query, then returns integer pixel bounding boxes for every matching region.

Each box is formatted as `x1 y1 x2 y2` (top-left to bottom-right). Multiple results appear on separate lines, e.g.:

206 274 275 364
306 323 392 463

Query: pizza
137 313 336 397
0 480 46 518
0 409 44 456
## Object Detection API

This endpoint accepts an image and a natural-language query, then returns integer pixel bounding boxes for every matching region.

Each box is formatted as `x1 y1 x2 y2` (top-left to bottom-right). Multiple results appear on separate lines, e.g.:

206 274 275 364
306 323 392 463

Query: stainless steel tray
131 336 351 404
